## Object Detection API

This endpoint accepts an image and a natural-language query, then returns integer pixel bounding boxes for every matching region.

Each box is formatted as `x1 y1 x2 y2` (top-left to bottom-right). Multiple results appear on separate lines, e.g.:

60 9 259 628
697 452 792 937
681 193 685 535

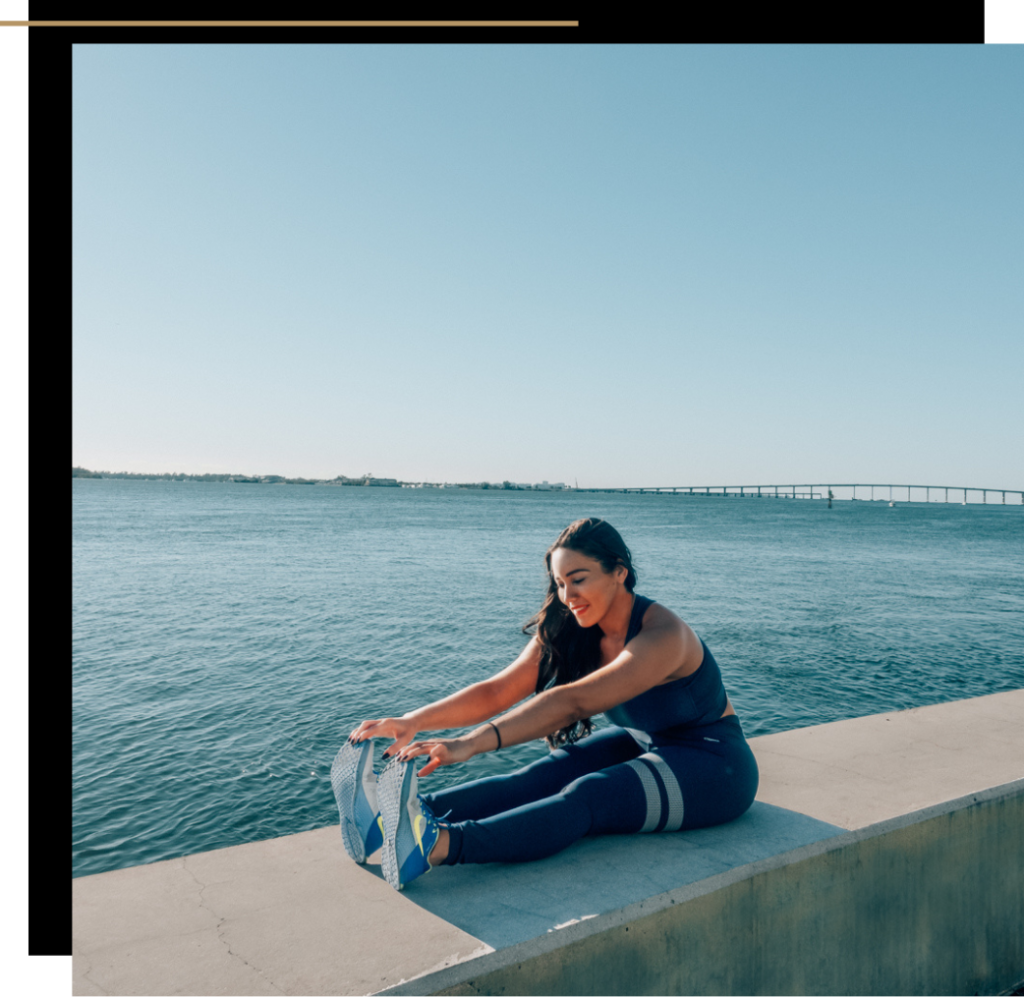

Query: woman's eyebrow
553 567 589 582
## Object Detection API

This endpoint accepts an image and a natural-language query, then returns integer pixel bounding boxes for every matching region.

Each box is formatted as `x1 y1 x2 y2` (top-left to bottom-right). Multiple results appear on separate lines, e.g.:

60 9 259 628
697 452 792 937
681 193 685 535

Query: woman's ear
616 564 628 584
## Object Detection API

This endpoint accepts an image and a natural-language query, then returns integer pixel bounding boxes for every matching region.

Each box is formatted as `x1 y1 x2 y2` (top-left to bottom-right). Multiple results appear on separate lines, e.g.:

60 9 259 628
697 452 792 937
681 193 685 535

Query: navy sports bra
603 595 729 735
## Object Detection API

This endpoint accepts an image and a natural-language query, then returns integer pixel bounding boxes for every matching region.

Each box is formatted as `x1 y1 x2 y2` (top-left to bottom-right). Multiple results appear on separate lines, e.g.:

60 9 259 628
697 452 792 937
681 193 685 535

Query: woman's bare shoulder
641 602 703 671
641 600 690 635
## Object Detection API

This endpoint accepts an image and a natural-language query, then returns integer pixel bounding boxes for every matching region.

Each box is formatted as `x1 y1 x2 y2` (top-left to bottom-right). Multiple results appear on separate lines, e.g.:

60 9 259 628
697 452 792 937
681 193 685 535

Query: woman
331 518 759 892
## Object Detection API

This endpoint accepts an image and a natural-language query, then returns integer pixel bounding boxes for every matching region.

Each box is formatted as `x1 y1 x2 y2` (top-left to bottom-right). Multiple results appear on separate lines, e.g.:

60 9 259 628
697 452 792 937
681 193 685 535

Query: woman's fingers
417 756 442 777
348 719 381 742
352 718 421 756
396 741 429 760
349 717 403 743
386 742 407 760
410 743 447 777
382 733 414 760
384 736 463 776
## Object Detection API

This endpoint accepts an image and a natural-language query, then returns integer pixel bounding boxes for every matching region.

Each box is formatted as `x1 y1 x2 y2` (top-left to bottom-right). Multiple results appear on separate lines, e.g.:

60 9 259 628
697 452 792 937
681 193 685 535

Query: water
72 479 1024 878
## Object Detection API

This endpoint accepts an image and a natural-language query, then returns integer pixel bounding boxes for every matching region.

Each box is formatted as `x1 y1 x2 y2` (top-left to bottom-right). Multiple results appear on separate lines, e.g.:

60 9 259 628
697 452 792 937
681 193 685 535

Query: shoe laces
417 796 453 825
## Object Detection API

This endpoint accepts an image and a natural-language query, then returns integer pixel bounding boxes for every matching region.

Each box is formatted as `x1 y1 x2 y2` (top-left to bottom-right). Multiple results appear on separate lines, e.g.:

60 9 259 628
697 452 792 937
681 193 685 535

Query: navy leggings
420 716 759 865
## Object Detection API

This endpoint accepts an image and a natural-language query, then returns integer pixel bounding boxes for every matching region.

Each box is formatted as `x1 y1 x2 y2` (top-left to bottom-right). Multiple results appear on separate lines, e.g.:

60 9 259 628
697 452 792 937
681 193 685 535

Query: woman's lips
570 604 588 614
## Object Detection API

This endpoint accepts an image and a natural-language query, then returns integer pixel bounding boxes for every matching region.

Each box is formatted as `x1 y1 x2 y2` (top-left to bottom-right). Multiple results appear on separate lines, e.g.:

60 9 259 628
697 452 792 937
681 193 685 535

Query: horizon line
71 467 1024 496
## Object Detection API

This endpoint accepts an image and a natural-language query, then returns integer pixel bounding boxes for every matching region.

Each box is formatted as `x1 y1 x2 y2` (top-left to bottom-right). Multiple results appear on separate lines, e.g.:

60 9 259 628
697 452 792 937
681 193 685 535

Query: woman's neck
598 589 635 642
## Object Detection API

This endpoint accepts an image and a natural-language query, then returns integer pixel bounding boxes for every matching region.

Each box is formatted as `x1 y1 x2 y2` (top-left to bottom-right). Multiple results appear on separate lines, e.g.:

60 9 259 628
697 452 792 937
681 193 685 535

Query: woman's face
549 547 627 628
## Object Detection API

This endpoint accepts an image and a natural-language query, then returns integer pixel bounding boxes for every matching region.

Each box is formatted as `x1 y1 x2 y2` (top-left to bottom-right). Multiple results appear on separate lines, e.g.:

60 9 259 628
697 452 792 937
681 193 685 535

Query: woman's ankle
428 827 450 866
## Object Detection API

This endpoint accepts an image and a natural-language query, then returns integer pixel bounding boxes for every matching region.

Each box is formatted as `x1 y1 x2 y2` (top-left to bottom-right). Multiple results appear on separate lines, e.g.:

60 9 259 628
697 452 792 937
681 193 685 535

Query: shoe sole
377 758 413 891
331 740 371 864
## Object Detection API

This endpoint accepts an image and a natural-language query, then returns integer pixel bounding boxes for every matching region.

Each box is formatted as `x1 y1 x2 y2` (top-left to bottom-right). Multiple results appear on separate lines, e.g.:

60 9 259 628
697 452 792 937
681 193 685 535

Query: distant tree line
72 467 399 486
73 468 566 490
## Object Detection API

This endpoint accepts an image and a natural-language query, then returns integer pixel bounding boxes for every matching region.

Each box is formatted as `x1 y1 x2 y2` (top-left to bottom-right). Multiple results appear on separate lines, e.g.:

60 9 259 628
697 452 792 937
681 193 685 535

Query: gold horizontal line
0 20 578 27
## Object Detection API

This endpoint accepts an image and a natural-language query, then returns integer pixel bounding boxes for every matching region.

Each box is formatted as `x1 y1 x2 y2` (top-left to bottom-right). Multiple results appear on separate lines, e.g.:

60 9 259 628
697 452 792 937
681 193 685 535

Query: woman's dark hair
523 518 637 748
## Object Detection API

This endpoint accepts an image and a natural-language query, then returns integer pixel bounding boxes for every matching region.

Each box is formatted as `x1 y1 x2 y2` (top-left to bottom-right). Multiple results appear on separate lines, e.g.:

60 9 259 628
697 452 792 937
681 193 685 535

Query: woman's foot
377 758 442 890
331 739 384 864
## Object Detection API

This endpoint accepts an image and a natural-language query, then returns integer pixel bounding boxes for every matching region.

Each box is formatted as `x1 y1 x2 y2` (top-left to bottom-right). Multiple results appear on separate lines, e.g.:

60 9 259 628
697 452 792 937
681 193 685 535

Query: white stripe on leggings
639 753 685 832
625 759 661 832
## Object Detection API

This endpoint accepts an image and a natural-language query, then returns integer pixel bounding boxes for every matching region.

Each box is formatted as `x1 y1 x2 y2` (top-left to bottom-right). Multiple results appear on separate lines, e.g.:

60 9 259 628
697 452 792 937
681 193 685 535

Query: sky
71 44 1023 489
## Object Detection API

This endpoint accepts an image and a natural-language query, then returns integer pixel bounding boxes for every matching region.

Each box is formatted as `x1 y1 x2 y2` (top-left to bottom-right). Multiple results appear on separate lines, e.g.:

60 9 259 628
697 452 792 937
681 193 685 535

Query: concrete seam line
373 779 1024 996
837 776 1024 844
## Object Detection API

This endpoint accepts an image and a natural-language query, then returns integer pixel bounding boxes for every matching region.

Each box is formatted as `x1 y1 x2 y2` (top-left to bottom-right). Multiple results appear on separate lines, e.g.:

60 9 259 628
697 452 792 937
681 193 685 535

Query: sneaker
377 758 441 891
331 739 384 864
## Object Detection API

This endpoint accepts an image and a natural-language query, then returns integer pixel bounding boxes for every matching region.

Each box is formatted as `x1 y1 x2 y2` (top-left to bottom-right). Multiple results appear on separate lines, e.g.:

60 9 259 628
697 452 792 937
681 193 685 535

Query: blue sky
72 44 1023 488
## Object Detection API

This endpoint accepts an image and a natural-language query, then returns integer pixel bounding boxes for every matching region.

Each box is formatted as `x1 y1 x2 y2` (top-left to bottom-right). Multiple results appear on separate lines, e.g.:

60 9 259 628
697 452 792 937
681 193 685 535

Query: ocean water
72 480 1024 878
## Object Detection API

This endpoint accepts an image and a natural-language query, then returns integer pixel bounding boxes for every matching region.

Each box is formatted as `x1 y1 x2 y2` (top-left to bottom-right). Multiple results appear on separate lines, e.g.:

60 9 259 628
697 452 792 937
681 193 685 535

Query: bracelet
487 721 502 751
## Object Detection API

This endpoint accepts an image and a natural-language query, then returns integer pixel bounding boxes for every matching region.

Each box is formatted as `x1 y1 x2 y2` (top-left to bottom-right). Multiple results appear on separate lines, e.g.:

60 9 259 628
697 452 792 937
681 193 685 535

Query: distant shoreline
71 467 568 491
73 469 1024 502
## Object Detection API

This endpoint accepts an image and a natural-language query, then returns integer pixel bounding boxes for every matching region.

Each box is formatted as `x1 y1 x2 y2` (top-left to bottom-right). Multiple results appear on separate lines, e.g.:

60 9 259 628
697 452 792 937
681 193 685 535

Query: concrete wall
385 780 1024 997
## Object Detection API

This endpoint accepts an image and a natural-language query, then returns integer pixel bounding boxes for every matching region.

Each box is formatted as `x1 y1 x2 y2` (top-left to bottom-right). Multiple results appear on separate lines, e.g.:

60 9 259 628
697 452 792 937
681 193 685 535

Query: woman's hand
348 717 418 758
396 736 476 777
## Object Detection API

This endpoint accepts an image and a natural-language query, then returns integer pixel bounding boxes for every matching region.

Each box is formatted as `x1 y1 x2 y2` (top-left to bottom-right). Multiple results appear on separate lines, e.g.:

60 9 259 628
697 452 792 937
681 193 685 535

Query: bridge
575 483 1024 504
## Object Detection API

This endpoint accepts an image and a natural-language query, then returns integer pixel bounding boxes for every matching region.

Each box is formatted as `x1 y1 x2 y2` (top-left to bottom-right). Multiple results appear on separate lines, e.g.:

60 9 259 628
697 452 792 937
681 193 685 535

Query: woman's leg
441 753 654 864
439 718 759 865
420 726 642 823
649 717 760 830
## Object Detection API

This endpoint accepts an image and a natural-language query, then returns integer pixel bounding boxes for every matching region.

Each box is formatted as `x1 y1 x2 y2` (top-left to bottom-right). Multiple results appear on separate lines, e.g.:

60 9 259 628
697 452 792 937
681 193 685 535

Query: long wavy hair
523 518 638 748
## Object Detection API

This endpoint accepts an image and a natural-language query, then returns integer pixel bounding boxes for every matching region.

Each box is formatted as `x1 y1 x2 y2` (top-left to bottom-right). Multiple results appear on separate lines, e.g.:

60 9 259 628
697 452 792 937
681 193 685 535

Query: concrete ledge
752 689 1024 829
72 826 490 996
387 779 1024 996
73 690 1024 996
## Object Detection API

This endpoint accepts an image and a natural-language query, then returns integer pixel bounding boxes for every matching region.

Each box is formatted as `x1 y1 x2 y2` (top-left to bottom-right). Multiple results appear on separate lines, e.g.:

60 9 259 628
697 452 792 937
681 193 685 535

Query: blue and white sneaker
331 739 384 864
377 758 441 891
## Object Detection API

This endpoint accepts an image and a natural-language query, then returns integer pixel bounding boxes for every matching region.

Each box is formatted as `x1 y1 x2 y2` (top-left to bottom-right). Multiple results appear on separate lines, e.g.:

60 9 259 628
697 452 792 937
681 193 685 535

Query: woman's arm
401 612 689 776
348 636 542 754
405 637 542 730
